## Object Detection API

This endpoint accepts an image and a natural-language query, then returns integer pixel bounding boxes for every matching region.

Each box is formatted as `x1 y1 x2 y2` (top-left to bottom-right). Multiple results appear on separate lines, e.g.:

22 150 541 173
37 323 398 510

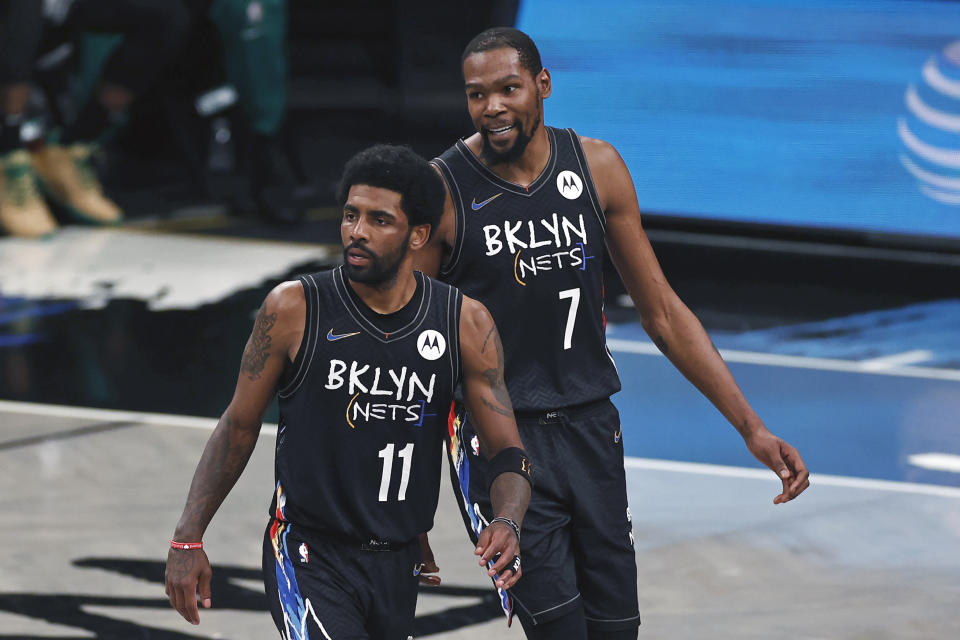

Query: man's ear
409 223 431 250
538 68 552 99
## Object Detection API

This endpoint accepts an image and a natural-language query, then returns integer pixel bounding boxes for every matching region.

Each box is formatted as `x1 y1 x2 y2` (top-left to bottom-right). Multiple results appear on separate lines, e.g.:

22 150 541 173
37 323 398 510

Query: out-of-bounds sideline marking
0 400 278 436
624 457 960 499
605 338 960 382
3 399 959 499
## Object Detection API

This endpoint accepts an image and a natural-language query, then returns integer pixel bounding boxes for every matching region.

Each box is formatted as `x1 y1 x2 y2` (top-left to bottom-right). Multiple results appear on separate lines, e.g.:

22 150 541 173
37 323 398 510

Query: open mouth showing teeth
488 125 514 134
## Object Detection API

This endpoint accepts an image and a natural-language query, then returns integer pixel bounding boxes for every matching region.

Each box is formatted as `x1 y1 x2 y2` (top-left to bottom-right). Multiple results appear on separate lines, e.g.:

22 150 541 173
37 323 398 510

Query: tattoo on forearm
241 301 276 380
178 415 257 536
482 396 514 417
481 330 514 416
654 335 669 355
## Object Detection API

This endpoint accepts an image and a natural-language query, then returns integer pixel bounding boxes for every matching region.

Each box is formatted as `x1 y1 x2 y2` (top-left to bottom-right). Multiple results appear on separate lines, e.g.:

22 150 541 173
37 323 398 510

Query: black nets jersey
432 127 621 411
270 267 462 544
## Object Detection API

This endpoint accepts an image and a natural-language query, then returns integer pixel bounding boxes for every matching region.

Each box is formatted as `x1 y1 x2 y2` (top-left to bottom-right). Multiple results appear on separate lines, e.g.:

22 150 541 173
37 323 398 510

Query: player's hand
165 548 213 625
417 532 442 587
475 521 522 589
745 429 810 504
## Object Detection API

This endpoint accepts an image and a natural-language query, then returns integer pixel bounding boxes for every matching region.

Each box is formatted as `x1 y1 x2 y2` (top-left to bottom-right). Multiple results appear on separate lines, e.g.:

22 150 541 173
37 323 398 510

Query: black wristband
487 446 533 490
489 516 521 542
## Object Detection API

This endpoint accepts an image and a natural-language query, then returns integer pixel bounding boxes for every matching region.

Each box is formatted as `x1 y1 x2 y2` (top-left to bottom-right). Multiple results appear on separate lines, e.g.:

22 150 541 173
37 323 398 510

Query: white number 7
559 288 580 350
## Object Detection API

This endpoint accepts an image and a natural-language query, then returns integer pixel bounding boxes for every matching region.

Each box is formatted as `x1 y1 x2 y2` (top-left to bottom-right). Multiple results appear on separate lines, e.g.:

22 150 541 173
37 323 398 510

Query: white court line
605 339 960 382
624 457 960 499
3 400 959 498
0 400 278 436
859 349 933 370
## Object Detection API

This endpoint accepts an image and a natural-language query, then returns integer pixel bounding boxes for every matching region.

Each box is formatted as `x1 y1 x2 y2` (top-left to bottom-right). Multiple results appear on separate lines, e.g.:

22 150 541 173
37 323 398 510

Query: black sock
0 114 25 153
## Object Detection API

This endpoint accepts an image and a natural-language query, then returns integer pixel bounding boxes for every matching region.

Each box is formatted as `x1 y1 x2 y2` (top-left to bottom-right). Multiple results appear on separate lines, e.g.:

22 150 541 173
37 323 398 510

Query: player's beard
343 232 410 289
480 113 541 166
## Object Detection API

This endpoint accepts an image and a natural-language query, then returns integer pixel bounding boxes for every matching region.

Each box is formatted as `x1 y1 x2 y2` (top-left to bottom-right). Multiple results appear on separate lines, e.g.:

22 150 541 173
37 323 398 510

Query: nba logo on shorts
417 330 446 360
299 542 309 563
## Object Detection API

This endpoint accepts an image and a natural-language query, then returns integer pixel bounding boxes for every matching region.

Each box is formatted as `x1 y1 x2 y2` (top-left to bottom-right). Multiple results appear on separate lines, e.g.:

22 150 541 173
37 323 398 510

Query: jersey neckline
332 266 432 342
454 127 559 197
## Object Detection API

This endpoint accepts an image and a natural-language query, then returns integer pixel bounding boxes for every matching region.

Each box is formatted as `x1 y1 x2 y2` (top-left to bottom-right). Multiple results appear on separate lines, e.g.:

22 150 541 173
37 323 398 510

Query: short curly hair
336 144 445 234
462 27 543 78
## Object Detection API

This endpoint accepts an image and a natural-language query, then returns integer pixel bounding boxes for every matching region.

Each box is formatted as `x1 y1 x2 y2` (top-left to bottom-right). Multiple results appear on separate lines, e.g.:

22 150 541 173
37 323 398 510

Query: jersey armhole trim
432 157 465 277
566 128 607 232
447 286 463 387
277 273 321 399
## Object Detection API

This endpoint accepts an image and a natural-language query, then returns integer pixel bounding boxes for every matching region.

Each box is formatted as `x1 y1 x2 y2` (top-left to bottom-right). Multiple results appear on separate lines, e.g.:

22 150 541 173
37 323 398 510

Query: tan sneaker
0 150 59 237
32 143 123 225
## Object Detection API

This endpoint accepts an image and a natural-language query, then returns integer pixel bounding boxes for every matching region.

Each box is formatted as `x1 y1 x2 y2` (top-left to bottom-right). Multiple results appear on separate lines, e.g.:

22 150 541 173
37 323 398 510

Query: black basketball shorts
263 519 420 640
446 398 640 632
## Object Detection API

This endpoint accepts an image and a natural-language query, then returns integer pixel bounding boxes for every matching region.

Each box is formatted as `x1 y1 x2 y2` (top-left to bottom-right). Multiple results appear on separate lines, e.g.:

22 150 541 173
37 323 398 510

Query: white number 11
559 288 580 350
377 443 414 502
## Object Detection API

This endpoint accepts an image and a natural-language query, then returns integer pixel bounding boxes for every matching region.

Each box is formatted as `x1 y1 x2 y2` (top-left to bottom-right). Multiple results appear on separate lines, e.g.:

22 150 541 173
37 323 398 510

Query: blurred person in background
0 0 191 236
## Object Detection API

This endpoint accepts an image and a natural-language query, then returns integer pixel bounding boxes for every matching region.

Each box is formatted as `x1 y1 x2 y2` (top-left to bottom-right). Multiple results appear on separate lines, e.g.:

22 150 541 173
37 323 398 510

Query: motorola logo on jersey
417 329 446 360
556 170 583 200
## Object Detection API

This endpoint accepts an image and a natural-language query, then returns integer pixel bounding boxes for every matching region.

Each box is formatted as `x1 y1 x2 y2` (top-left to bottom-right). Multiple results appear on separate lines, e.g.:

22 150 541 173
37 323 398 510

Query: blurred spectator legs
0 1 58 237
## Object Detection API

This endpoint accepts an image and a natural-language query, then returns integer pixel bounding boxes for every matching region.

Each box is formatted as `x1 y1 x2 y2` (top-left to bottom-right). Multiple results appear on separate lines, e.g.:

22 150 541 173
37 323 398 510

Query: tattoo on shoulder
241 301 277 380
654 335 669 355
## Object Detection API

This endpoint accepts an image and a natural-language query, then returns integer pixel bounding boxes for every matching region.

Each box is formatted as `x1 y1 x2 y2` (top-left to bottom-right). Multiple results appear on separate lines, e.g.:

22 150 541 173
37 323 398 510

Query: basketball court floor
1 226 958 639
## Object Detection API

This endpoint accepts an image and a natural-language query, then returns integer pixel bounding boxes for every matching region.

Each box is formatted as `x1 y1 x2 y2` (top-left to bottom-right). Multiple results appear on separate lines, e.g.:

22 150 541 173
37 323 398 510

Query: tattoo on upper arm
481 324 495 354
241 301 277 380
654 335 669 355
480 328 514 417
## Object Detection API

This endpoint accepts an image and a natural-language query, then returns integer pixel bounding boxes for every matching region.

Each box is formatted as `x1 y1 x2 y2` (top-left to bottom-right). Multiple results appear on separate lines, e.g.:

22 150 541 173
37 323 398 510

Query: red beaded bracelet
170 540 203 550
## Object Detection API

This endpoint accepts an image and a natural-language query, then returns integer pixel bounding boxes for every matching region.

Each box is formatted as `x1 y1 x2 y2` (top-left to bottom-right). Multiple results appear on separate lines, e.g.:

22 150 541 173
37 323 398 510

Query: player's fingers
418 573 442 587
789 477 810 500
497 564 522 590
481 531 511 568
172 585 190 623
475 529 492 563
198 565 213 609
179 582 200 625
493 553 522 588
473 528 491 566
486 535 518 575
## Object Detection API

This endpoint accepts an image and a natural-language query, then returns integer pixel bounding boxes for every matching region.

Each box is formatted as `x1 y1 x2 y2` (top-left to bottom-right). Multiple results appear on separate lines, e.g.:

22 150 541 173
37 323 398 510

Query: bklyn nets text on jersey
326 360 437 427
481 212 592 280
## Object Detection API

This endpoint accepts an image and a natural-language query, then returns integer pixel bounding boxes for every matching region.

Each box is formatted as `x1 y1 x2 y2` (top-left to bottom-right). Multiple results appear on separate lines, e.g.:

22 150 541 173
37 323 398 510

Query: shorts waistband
272 519 413 552
513 398 610 424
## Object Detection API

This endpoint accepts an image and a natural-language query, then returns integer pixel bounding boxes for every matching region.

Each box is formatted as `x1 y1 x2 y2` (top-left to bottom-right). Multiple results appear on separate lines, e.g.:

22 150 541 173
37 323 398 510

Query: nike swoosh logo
327 329 361 341
471 193 502 210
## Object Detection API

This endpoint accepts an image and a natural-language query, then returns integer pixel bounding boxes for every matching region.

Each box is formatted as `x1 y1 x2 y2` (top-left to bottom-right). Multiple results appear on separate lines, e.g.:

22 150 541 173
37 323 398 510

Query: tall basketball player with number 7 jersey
416 27 810 640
